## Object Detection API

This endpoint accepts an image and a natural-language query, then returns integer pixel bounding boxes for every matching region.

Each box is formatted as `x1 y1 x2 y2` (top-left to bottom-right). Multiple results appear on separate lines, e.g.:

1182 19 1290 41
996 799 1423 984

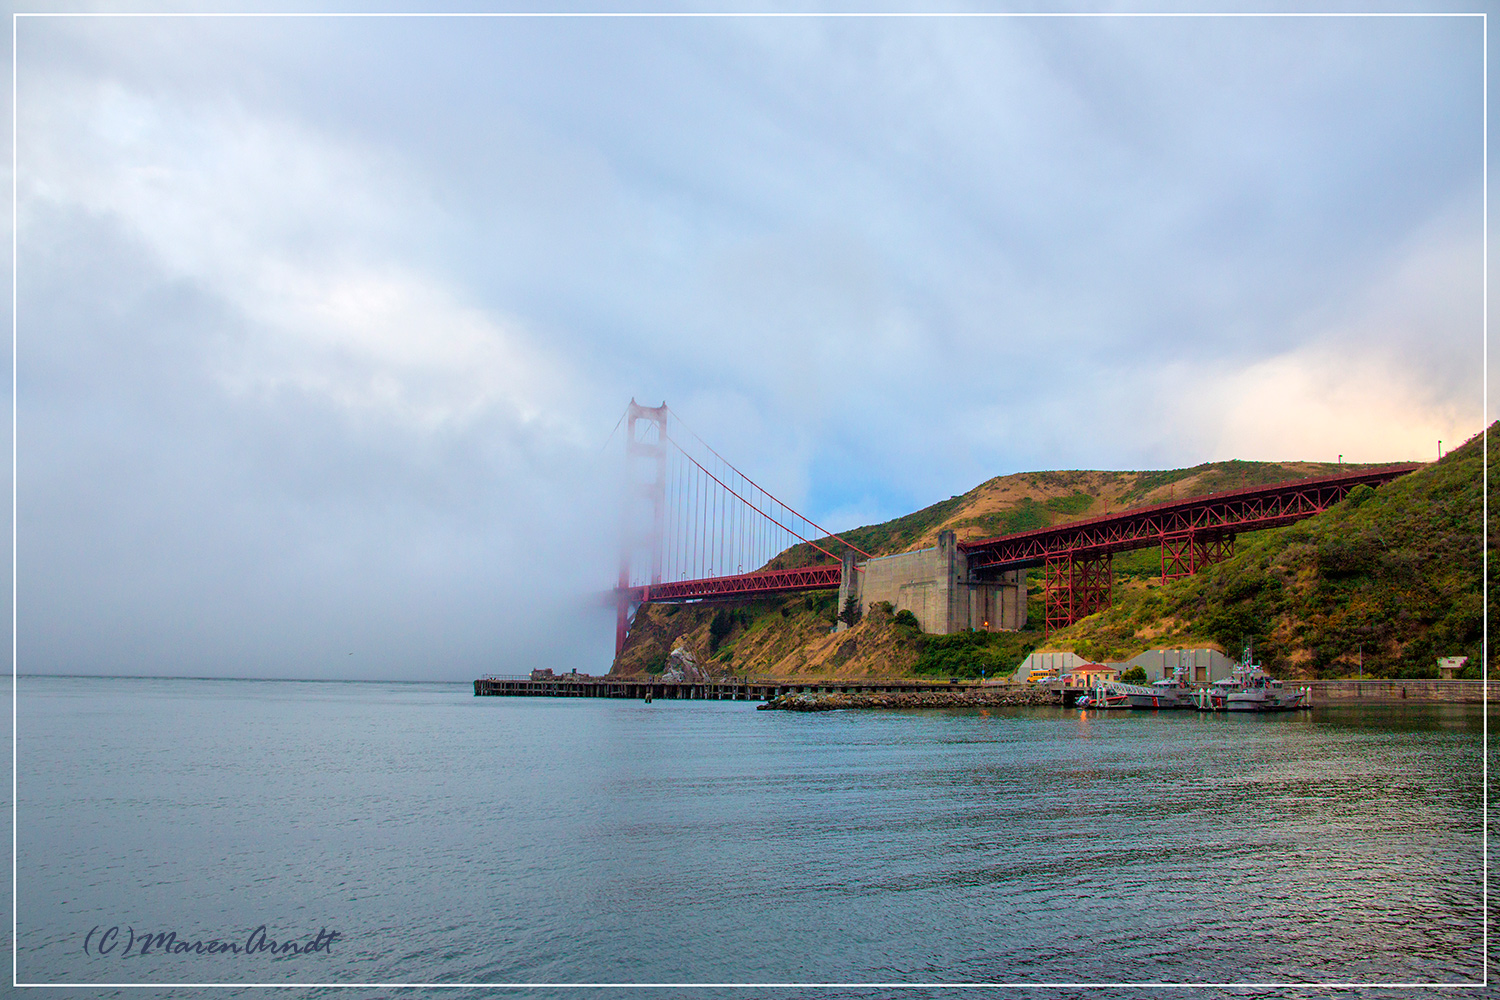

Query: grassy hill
614 438 1479 681
1046 426 1489 679
768 458 1406 567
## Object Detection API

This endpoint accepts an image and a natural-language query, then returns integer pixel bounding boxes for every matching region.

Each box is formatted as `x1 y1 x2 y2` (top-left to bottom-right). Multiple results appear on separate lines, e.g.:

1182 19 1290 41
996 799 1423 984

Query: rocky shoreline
757 687 1059 711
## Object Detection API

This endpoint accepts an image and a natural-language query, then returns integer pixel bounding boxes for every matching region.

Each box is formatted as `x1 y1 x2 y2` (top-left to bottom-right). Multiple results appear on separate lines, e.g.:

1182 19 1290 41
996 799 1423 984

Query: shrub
1343 483 1376 510
1045 492 1094 515
894 609 921 631
912 629 1036 678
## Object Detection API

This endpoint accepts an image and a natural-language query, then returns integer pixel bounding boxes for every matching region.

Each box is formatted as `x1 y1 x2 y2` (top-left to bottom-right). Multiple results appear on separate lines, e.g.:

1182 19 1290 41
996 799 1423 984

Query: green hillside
767 458 1404 568
1050 426 1489 679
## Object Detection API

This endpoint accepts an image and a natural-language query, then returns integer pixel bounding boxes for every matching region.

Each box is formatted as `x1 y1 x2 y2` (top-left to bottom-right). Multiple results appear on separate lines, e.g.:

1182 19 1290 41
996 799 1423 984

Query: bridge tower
617 400 668 655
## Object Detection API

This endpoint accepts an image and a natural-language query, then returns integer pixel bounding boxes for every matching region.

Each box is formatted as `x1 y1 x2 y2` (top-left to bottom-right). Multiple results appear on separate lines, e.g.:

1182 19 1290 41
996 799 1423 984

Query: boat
1088 684 1132 709
1225 669 1307 712
1195 645 1308 712
1124 674 1197 710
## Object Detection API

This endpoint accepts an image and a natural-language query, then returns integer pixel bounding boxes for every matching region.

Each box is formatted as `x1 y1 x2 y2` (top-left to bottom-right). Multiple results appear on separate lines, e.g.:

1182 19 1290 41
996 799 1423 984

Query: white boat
1196 676 1239 712
1125 675 1197 710
1195 647 1308 712
1226 670 1307 712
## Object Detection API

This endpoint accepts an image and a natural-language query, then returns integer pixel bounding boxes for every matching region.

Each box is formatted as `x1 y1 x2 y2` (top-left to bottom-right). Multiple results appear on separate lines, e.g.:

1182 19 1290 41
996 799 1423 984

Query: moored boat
1088 684 1132 709
1224 669 1307 711
1195 647 1309 712
1126 675 1197 710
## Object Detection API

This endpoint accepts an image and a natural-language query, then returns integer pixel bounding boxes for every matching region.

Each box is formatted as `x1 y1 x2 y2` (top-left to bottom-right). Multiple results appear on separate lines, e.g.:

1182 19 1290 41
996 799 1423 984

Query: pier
473 675 1484 706
473 675 1024 701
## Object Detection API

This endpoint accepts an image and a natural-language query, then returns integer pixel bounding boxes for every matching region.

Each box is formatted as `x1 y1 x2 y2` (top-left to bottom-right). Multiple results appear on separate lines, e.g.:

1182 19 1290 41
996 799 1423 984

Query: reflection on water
16 677 1486 991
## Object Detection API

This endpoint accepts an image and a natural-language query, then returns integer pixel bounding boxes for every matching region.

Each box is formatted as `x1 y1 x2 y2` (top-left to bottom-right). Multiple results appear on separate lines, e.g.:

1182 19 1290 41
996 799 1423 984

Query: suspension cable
664 432 844 566
664 406 872 558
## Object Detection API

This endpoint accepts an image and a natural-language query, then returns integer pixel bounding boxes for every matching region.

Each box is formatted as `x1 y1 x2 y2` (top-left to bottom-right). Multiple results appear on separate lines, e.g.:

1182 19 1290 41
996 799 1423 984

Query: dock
473 675 1016 701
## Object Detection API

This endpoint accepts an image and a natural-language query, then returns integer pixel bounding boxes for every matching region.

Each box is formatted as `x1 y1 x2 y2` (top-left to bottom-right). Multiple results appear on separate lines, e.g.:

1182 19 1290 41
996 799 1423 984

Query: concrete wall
1308 679 1484 704
838 530 1026 634
962 568 1026 632
858 545 951 633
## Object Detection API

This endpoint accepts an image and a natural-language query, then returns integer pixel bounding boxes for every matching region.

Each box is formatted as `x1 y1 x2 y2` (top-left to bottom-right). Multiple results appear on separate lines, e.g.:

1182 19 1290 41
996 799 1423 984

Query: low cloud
14 15 1485 679
20 76 616 679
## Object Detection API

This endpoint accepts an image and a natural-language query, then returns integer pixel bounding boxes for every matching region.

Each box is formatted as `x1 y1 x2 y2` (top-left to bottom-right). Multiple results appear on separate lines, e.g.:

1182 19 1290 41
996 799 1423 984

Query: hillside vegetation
1047 426 1489 679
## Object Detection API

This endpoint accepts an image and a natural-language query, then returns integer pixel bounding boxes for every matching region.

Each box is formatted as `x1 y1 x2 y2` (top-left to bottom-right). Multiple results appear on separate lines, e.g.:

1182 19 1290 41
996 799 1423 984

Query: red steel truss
964 464 1420 630
963 465 1418 571
1161 531 1235 580
621 564 841 604
1043 551 1113 633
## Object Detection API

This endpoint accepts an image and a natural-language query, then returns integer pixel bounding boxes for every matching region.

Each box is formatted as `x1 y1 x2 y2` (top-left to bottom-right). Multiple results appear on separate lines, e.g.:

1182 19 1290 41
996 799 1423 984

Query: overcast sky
13 6 1488 680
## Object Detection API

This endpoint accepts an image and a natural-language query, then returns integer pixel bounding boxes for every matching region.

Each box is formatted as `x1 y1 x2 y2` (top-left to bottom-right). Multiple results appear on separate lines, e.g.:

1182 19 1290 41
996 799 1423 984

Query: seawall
1306 679 1485 704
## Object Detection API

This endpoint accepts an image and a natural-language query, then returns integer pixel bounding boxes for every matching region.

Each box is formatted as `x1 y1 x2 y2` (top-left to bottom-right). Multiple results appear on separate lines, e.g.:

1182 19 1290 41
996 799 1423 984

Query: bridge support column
1043 551 1112 634
616 400 667 656
615 592 631 657
1160 531 1234 582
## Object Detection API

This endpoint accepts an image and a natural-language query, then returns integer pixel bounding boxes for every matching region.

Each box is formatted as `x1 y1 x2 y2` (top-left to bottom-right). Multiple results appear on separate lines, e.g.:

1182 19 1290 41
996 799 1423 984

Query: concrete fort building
836 530 1026 634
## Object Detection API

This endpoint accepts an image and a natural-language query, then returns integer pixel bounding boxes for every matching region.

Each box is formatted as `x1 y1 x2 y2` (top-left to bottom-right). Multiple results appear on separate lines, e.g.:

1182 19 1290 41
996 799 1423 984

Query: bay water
14 675 1488 996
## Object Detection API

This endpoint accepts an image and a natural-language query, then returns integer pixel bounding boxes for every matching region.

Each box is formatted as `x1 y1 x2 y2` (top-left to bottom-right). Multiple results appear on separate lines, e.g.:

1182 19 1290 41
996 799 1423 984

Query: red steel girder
622 563 842 604
962 464 1419 572
1043 551 1113 633
1160 531 1235 581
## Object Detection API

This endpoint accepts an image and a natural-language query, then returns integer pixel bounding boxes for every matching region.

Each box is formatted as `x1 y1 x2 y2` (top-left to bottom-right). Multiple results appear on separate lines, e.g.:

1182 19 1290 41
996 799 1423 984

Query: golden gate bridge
613 399 1420 653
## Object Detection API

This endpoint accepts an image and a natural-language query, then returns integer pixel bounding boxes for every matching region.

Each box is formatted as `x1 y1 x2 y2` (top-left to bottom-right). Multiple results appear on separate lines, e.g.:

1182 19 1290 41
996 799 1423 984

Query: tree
839 594 863 627
1120 666 1147 684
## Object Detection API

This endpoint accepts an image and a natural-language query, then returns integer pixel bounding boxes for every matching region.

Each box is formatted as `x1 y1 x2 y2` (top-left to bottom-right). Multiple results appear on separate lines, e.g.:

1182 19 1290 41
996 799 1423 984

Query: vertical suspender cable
670 451 678 582
677 452 685 581
699 454 707 579
693 453 702 580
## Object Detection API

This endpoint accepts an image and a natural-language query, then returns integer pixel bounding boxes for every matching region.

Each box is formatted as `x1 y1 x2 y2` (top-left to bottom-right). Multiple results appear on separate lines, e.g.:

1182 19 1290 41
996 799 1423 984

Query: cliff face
612 596 922 680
